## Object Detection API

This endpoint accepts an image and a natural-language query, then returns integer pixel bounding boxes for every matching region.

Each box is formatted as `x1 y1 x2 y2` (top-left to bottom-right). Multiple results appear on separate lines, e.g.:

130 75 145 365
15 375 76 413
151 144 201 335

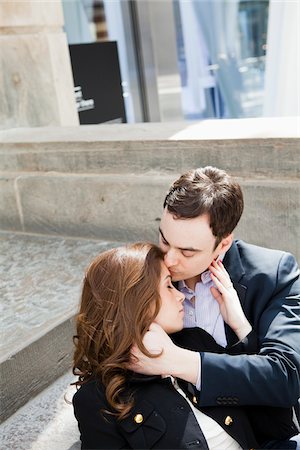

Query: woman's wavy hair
73 242 164 419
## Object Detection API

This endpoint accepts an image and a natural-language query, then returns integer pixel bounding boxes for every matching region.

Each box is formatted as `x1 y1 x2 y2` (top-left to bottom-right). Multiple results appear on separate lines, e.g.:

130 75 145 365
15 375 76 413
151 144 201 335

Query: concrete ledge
0 117 299 142
0 173 22 231
0 317 74 423
236 180 300 258
0 371 80 450
0 118 299 178
0 173 170 241
0 174 299 259
0 117 299 259
0 138 299 178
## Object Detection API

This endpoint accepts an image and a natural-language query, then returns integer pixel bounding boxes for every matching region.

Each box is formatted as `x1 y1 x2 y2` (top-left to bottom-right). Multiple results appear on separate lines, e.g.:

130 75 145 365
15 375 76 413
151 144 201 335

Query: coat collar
128 372 171 386
223 240 247 306
223 240 245 283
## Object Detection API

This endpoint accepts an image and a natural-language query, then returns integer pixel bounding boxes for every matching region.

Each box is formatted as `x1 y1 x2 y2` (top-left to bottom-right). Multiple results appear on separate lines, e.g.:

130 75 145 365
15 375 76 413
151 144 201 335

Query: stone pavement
0 231 121 362
0 371 80 450
0 231 122 421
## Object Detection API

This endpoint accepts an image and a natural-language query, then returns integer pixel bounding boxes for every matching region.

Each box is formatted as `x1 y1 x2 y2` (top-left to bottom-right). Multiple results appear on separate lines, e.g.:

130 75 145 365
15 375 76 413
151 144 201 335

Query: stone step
0 231 122 423
1 171 299 260
0 371 80 450
0 119 299 177
0 119 299 262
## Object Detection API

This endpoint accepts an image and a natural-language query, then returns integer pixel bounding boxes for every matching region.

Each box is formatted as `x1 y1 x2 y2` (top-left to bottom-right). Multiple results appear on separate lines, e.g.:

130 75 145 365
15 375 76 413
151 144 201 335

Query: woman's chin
170 324 184 334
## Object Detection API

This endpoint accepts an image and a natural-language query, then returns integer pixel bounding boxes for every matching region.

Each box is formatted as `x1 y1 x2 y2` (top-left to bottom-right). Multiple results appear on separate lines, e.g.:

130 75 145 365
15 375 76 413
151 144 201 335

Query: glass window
173 0 269 119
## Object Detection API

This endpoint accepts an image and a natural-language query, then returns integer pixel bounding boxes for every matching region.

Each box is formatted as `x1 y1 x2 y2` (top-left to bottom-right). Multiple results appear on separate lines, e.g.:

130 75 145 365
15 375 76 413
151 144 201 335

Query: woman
72 242 260 449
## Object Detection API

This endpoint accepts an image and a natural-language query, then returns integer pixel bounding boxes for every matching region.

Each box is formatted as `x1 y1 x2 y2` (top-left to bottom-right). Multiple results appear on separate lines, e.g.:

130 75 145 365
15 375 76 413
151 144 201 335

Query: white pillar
263 0 300 116
0 1 79 129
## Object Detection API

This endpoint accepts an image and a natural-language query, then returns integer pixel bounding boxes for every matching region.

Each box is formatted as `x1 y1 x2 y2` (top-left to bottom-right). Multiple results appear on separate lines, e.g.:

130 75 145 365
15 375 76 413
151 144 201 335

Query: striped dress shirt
179 268 227 348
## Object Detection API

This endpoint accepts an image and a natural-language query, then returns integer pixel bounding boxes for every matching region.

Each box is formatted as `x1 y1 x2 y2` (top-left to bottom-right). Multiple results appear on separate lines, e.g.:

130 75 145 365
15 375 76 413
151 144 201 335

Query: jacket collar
223 240 245 283
223 240 248 345
128 372 167 385
223 240 247 306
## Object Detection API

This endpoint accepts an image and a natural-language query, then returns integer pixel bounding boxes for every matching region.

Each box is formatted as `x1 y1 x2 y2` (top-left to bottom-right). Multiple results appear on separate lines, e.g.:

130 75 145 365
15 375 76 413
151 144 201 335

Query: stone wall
0 117 299 260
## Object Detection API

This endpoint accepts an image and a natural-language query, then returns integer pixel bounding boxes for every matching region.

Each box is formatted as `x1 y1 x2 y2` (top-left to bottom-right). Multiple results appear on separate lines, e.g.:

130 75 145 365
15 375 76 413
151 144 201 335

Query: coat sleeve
198 252 300 407
73 384 130 449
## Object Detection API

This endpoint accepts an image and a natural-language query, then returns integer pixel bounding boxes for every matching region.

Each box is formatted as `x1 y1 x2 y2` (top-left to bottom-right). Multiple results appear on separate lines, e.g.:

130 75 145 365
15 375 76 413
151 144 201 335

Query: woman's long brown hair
73 242 164 419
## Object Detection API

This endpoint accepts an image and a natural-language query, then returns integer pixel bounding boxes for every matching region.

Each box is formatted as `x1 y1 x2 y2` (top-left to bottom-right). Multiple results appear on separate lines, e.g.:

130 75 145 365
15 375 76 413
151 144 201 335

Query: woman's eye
167 285 174 289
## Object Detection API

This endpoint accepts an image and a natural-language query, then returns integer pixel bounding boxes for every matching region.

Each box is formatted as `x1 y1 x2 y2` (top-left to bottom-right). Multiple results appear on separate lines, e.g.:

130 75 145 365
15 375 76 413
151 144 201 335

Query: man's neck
184 275 201 292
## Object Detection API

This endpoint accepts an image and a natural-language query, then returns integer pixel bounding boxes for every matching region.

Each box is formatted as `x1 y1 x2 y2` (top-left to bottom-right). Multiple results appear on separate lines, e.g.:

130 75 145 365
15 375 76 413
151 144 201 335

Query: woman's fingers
209 261 232 289
210 286 223 305
210 271 230 293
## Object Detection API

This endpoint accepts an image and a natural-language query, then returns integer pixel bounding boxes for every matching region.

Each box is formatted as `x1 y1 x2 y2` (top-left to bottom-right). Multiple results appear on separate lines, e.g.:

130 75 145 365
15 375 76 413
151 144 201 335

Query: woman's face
154 262 185 334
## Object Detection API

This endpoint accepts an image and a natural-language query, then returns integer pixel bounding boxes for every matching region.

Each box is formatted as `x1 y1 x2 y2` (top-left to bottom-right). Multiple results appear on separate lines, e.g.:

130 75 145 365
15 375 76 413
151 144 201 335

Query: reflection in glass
174 0 269 119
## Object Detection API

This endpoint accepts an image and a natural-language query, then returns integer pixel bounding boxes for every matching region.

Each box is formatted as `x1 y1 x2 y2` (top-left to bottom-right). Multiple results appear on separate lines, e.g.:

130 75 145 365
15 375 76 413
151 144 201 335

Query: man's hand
130 323 174 375
209 260 252 340
130 323 199 384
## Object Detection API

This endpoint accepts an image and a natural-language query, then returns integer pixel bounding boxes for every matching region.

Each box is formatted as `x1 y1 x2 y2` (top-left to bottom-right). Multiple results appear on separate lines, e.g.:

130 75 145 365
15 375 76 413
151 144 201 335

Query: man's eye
182 251 195 257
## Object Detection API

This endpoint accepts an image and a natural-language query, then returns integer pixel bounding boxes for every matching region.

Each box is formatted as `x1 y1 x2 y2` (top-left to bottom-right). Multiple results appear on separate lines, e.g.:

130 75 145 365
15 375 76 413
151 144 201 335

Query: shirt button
189 311 193 316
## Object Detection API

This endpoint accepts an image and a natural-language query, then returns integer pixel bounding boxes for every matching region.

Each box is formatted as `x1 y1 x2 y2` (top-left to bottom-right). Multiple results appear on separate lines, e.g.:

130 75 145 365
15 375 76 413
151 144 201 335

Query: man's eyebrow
159 227 201 252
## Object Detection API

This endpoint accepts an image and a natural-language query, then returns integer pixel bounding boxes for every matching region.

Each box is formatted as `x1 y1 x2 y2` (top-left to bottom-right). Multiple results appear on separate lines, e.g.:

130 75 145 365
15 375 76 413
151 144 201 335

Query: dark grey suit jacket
173 327 299 445
186 240 300 443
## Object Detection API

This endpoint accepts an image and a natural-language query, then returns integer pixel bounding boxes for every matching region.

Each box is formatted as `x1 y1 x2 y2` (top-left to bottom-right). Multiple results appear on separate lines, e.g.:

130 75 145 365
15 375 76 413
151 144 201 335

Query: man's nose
164 249 178 267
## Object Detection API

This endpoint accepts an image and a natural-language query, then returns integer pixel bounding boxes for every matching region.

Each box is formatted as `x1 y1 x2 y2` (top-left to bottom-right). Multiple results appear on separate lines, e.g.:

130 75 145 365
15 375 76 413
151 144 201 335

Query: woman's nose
177 290 185 302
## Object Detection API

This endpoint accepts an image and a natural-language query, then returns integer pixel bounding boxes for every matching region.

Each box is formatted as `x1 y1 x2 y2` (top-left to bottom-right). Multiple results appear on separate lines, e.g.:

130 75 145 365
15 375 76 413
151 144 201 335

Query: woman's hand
209 260 252 340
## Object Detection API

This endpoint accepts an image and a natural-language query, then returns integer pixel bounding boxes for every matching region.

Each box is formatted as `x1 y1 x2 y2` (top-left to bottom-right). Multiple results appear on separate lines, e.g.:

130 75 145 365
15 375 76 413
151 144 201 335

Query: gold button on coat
134 413 143 424
224 415 233 426
192 396 198 404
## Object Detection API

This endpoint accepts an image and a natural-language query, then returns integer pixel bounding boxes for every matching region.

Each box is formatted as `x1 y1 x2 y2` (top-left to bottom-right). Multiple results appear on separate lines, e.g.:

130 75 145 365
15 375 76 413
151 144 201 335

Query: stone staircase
0 118 299 447
0 371 80 450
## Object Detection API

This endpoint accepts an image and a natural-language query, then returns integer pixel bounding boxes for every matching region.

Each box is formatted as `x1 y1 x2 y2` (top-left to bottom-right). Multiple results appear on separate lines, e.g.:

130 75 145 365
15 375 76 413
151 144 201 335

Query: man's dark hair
163 166 244 247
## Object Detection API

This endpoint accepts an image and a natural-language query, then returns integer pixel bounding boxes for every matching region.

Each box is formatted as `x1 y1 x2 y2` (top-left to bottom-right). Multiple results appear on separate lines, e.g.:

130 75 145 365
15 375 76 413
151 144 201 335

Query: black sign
69 41 126 124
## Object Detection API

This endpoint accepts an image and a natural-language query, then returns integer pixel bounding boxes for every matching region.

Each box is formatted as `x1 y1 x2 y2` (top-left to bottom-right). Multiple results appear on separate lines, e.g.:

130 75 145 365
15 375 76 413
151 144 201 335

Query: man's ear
218 233 233 253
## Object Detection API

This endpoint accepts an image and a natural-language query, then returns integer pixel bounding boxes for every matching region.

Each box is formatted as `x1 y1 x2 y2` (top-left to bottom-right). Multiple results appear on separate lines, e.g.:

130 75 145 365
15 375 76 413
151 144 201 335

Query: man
132 166 300 448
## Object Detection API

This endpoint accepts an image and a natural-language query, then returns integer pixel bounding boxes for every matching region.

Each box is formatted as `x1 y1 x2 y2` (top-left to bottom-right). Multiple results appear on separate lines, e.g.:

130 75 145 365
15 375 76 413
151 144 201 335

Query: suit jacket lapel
223 240 245 284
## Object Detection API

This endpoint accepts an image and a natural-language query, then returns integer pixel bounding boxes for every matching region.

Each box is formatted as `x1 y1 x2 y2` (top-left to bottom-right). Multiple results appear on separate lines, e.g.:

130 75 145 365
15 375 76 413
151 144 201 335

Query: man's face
159 208 232 289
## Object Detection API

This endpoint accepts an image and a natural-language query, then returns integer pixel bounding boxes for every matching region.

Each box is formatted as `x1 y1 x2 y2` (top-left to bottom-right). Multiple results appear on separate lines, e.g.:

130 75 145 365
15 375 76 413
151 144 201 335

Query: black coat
73 324 298 449
73 368 259 450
